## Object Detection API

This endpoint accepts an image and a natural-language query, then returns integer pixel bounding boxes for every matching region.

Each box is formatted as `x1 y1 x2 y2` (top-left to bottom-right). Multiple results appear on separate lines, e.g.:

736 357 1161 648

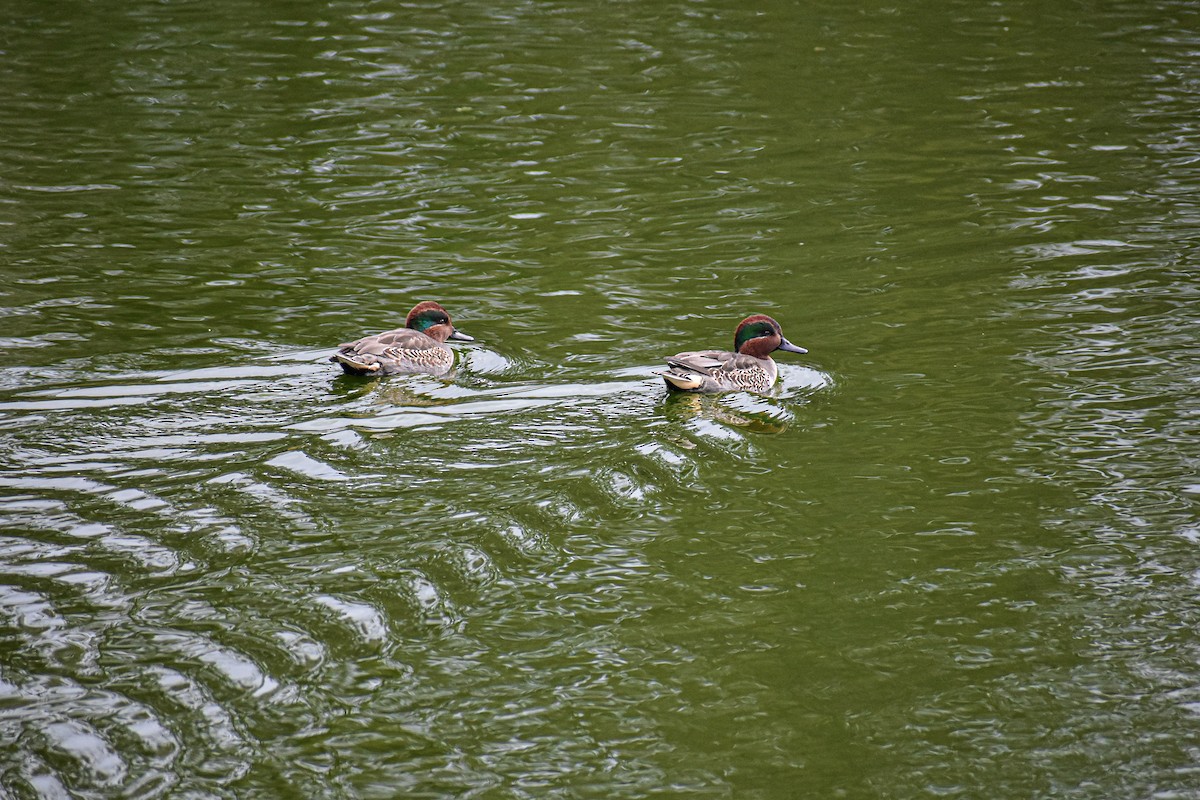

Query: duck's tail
655 369 704 392
330 352 381 375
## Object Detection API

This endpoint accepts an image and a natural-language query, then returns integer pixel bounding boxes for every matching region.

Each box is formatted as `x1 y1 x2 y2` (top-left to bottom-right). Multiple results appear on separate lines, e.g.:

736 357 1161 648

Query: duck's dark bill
778 337 808 354
448 329 474 342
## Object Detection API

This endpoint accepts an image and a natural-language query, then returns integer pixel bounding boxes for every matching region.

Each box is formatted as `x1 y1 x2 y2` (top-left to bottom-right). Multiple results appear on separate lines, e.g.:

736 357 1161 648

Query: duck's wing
342 328 440 357
656 350 732 391
657 351 773 393
663 350 727 375
332 328 450 375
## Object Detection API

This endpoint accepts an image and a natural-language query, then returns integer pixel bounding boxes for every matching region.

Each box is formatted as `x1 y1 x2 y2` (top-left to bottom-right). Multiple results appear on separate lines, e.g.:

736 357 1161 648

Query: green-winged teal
330 301 473 376
657 314 808 394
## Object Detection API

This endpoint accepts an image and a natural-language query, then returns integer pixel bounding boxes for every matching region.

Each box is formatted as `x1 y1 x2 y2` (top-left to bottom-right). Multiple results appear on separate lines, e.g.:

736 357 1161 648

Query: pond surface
2 0 1199 797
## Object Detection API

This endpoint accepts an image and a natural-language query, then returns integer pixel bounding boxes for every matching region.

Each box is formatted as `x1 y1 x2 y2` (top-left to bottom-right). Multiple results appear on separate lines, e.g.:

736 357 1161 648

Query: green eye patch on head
735 320 776 351
411 310 448 331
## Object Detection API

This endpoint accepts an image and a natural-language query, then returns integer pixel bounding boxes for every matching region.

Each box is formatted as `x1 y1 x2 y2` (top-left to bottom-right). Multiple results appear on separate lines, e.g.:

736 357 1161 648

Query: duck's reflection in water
662 391 792 435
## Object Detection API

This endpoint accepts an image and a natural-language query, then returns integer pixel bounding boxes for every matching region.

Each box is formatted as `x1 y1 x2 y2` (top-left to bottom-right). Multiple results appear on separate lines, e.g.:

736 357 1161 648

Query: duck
330 301 473 376
657 314 808 394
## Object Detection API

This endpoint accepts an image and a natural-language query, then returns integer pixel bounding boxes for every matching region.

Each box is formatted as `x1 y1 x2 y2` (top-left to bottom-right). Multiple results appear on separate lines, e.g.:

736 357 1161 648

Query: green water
2 0 1199 797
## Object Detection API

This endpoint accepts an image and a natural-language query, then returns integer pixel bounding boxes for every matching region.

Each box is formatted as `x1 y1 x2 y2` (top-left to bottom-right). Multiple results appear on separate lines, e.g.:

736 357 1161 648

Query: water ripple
3 0 1197 795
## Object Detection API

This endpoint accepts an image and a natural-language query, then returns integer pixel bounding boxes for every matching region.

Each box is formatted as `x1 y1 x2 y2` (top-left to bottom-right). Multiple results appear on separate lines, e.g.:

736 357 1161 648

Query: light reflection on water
0 330 837 791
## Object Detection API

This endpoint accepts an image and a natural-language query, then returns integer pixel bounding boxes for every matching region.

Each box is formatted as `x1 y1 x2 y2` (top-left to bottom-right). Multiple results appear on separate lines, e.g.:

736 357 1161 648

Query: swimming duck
657 314 808 394
330 301 473 376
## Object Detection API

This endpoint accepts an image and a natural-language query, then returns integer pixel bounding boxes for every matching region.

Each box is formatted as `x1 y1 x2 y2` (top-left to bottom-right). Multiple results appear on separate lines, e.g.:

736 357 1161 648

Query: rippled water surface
2 0 1199 796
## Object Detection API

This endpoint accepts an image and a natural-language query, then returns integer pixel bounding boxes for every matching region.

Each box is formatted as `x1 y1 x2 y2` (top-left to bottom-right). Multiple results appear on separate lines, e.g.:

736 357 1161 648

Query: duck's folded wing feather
721 353 771 371
664 351 725 374
342 329 438 356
